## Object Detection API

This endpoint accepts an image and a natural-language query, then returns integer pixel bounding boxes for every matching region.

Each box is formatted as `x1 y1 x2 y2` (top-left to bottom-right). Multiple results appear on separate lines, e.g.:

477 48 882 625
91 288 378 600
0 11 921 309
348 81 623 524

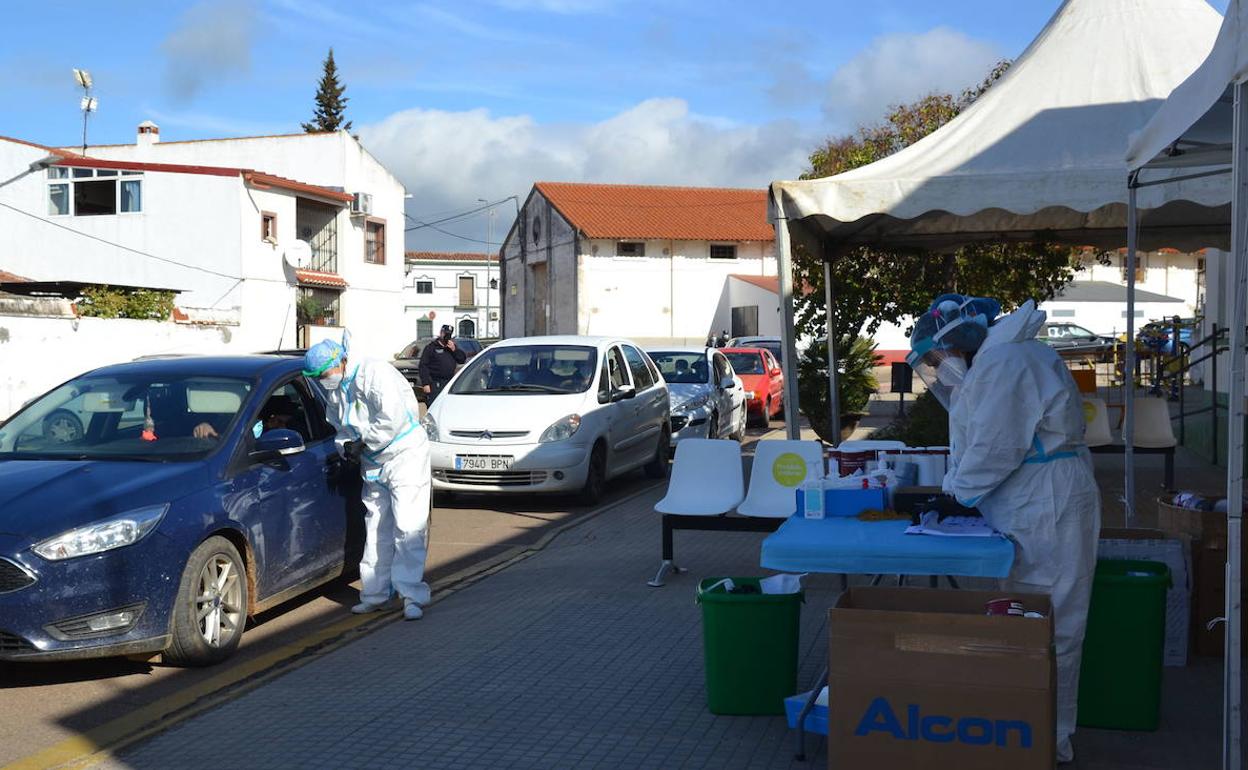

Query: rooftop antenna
73 68 96 156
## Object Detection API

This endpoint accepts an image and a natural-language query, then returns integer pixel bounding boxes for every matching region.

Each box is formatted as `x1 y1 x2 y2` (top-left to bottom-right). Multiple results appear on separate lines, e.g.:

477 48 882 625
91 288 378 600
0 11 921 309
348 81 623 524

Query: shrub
871 390 950 447
798 335 879 443
77 286 175 320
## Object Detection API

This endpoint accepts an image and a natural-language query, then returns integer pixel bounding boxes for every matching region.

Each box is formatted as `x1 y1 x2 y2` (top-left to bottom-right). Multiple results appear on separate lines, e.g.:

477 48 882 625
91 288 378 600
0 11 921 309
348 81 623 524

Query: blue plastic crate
784 690 828 735
794 486 888 518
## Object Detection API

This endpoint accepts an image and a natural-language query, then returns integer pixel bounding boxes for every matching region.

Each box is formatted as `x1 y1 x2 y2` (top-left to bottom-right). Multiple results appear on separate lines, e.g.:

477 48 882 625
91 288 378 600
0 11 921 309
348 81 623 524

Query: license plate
454 455 514 471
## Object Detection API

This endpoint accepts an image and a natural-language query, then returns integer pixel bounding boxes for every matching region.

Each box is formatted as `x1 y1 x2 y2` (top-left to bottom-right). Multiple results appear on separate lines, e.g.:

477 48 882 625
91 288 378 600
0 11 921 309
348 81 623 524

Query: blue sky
0 0 1229 250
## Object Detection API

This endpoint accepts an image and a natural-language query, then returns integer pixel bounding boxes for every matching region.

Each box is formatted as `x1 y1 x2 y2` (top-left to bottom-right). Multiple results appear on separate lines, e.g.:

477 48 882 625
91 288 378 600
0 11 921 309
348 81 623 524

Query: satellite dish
284 240 312 270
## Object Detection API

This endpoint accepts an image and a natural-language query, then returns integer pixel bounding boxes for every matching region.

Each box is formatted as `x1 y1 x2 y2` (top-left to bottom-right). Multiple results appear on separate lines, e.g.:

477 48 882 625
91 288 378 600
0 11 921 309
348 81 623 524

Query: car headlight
421 412 439 441
539 414 581 443
33 504 168 561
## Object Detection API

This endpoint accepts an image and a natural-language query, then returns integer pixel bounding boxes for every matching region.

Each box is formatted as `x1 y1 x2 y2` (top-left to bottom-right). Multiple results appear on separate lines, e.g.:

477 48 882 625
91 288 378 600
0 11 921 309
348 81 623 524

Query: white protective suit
323 357 432 608
943 300 1101 763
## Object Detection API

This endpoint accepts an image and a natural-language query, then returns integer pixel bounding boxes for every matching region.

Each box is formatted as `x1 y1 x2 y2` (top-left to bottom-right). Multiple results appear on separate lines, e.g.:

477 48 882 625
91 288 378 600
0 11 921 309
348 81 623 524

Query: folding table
760 515 1016 760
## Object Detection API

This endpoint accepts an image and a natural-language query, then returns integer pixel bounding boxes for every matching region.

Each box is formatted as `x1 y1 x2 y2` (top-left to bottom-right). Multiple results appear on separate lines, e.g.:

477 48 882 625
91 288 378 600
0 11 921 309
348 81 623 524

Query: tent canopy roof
770 0 1224 254
1128 0 1248 182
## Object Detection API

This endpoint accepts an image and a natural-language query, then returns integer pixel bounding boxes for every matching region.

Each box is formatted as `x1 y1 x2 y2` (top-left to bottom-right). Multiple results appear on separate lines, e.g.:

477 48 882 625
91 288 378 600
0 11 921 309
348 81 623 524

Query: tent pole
1222 79 1246 770
1125 180 1138 525
824 259 842 446
772 187 802 440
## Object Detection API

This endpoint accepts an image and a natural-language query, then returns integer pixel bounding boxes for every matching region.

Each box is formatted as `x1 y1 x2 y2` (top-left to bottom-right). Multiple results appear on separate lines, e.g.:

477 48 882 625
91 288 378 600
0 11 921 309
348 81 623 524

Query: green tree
302 48 352 133
796 60 1082 345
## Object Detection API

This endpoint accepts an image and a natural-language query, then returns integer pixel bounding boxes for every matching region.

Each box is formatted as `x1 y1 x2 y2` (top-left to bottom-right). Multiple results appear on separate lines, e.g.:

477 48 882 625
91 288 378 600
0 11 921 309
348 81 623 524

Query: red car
722 347 784 426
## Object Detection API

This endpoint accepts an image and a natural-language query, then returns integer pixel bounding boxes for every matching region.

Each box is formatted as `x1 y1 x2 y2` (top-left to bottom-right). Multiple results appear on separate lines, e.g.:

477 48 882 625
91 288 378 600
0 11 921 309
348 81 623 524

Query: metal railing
1148 319 1230 463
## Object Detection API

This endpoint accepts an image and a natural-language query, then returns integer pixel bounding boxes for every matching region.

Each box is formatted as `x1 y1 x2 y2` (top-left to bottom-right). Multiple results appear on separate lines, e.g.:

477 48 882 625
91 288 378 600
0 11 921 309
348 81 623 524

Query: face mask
320 372 344 390
936 357 967 388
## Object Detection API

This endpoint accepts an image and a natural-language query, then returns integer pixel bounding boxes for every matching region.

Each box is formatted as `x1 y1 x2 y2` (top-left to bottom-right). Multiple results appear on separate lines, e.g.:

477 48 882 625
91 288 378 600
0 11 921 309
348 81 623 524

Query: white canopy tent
1127 2 1248 765
767 0 1221 487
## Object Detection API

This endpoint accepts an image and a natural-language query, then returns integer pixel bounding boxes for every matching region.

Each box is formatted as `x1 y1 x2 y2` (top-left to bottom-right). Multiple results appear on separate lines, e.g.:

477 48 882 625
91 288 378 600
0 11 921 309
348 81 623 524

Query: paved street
77 443 1227 770
1 425 790 769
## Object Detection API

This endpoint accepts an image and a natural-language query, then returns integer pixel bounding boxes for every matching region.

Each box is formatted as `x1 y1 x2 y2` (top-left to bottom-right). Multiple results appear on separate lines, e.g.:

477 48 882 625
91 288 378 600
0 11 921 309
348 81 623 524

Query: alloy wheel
196 555 243 647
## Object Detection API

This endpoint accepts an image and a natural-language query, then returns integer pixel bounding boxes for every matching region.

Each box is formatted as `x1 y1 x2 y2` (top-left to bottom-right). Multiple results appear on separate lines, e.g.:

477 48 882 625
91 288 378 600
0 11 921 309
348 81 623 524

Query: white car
421 336 671 503
646 347 746 448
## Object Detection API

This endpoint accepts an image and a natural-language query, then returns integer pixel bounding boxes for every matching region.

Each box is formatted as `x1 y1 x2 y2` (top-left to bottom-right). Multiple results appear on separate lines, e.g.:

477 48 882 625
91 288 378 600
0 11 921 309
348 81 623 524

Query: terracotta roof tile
405 251 492 262
535 182 773 242
731 274 779 293
0 269 30 283
295 269 348 288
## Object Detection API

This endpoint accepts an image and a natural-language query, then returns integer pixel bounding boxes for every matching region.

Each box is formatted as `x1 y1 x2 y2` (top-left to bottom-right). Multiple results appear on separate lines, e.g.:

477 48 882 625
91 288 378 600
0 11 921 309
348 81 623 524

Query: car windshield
649 352 709 384
398 340 426 359
0 374 253 461
725 352 765 375
449 345 599 395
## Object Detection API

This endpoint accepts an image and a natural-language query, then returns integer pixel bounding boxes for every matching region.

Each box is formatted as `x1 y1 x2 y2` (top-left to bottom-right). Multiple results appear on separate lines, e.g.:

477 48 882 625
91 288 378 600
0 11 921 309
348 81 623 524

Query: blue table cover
760 515 1015 578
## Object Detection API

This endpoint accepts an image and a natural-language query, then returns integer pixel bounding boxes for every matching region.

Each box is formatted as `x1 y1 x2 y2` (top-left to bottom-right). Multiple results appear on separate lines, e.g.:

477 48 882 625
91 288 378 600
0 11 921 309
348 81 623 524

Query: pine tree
302 48 352 133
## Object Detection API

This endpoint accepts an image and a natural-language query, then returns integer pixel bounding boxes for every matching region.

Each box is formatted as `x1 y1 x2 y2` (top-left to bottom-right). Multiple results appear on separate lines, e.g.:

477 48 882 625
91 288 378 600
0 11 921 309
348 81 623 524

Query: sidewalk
95 466 1229 770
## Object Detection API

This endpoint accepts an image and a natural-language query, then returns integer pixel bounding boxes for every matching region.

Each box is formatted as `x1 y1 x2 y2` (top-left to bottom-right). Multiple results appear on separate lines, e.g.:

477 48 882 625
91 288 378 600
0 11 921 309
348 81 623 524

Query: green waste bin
1077 559 1171 730
696 577 803 715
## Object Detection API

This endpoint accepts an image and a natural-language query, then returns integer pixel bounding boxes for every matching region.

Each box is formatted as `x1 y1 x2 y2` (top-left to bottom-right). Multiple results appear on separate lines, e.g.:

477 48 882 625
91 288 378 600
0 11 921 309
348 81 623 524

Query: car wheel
579 444 607 506
164 536 249 667
707 412 719 441
43 409 84 443
644 426 671 480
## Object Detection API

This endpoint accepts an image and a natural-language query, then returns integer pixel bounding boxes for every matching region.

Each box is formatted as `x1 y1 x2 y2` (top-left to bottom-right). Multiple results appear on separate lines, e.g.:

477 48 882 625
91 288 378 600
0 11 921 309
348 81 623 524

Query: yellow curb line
6 481 663 770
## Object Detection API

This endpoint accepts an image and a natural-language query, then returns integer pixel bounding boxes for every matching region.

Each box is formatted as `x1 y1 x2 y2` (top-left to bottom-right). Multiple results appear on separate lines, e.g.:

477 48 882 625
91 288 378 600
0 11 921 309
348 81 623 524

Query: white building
403 252 503 340
0 125 406 360
1074 247 1204 316
1038 280 1185 336
499 182 776 345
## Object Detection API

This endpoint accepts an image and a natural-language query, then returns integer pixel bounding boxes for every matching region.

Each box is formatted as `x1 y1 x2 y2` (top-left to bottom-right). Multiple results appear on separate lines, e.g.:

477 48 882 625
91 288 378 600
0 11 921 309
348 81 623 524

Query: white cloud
823 27 1002 129
160 1 255 103
357 99 809 250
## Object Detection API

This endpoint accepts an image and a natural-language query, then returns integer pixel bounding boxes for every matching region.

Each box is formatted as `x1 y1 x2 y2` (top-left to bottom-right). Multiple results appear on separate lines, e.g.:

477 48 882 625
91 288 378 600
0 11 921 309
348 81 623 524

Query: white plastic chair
648 439 745 587
655 439 745 515
1133 397 1177 448
1082 397 1113 448
736 439 825 519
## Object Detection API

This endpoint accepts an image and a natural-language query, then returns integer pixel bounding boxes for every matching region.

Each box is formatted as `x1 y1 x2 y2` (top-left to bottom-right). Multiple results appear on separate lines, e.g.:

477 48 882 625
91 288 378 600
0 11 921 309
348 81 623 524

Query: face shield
907 348 968 410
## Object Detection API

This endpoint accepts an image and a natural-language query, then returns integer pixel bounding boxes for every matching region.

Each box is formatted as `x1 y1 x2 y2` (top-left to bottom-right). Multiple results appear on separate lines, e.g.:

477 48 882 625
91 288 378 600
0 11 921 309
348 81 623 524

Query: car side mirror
719 376 735 390
611 385 636 403
250 428 305 463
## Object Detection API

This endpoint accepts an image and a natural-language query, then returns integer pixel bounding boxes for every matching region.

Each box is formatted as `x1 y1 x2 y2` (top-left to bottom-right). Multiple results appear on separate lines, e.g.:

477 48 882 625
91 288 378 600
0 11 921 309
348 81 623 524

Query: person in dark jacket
418 325 466 404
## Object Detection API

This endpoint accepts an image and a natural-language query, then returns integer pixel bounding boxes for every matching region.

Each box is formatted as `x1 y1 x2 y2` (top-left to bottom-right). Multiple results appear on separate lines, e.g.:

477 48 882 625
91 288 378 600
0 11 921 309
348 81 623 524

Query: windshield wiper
492 384 568 393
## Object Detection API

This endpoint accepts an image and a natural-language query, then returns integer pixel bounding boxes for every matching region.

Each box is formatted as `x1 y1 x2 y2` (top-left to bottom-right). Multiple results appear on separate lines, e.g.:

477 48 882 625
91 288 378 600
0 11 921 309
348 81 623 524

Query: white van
420 336 670 504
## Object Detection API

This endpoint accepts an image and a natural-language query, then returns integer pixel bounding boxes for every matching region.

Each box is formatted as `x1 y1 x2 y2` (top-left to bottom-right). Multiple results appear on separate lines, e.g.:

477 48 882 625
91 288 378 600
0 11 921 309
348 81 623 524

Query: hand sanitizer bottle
803 478 825 519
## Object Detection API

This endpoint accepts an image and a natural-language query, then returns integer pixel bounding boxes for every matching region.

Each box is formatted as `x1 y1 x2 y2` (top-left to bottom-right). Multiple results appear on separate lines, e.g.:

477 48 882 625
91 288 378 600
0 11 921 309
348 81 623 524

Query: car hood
735 374 769 391
667 383 713 412
0 460 207 540
428 391 592 444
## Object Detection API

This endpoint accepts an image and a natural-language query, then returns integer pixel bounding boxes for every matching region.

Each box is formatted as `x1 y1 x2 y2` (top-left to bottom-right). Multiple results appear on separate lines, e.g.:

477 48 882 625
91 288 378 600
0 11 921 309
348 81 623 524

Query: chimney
137 121 160 146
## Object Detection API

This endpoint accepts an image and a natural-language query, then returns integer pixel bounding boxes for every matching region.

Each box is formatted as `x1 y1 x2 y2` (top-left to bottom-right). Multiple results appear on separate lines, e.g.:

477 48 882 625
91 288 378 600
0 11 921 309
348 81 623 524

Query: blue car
0 356 362 665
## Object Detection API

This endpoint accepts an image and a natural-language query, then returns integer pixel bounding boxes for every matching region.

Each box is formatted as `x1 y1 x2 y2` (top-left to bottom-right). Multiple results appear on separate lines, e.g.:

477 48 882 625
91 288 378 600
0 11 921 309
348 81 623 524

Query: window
416 319 433 338
415 280 433 294
1050 309 1076 318
261 212 277 241
458 318 476 338
365 218 386 264
458 275 475 307
254 383 315 443
47 167 142 216
710 244 737 260
297 199 338 273
1121 310 1145 318
607 347 629 390
297 286 341 326
622 346 655 389
48 184 69 216
617 241 645 257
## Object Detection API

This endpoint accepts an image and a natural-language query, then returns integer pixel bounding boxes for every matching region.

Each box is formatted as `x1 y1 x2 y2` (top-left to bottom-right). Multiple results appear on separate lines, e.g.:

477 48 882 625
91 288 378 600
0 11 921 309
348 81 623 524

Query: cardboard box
828 587 1055 770
1193 538 1247 658
1098 528 1191 666
1155 497 1227 542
